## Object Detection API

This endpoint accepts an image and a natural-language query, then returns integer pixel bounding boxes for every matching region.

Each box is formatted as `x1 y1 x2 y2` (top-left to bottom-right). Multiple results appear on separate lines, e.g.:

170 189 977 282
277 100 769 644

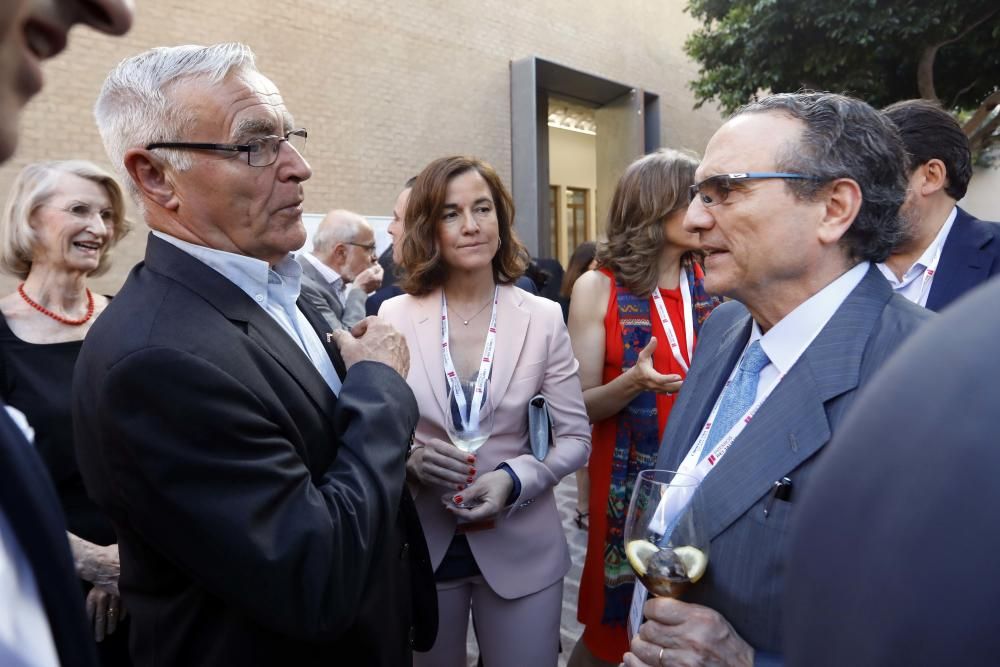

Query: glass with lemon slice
624 469 709 598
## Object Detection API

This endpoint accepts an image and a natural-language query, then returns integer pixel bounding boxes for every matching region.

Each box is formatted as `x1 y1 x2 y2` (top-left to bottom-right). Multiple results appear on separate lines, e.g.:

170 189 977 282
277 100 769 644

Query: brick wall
0 0 722 294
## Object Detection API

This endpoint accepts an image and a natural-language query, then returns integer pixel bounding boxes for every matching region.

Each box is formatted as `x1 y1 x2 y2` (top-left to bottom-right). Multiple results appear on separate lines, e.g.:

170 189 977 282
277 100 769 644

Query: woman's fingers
421 439 477 487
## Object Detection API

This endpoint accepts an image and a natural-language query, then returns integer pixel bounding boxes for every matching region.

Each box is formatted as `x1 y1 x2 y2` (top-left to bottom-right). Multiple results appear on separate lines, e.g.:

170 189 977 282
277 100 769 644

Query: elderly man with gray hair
73 43 436 667
298 208 383 330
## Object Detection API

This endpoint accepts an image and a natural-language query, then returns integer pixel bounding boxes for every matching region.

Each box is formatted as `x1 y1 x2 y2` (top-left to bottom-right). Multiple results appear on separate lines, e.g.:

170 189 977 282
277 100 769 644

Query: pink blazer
380 284 591 599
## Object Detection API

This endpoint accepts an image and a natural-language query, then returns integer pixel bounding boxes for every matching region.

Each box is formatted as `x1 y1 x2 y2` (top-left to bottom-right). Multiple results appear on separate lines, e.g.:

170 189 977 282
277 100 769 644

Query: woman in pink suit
380 155 590 666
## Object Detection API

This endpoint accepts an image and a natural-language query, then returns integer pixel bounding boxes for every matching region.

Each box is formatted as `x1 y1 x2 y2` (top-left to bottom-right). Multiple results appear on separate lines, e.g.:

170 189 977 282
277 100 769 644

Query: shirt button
255 294 264 302
400 542 409 559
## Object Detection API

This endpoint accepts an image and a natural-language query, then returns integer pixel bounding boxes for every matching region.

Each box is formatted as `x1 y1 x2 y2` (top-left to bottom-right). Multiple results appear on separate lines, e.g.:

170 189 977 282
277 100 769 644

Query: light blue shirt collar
151 231 342 396
152 230 303 307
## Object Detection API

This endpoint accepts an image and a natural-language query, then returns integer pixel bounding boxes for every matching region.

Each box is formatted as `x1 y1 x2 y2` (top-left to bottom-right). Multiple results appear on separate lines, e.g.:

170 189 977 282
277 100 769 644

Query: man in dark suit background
74 43 435 666
785 275 1000 667
878 99 1000 310
0 1 132 665
624 92 932 666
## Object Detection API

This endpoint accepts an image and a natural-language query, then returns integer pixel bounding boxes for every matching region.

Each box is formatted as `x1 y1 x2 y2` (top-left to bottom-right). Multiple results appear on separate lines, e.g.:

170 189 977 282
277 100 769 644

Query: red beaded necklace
17 283 95 326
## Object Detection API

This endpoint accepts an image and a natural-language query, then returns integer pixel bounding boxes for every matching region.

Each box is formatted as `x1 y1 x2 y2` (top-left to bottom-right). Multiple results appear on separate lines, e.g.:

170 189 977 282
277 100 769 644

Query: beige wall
549 127 597 191
962 166 1000 222
0 0 722 294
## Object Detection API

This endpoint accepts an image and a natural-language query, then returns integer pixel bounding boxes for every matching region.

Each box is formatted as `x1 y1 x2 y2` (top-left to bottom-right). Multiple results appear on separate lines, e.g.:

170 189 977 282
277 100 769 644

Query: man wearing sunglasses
626 92 933 666
298 209 384 330
73 43 435 666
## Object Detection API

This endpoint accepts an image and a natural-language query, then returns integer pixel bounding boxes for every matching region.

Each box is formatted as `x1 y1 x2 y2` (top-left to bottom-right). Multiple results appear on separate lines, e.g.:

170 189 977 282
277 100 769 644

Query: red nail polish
454 496 463 503
467 456 476 463
469 467 477 475
456 484 465 490
467 477 474 483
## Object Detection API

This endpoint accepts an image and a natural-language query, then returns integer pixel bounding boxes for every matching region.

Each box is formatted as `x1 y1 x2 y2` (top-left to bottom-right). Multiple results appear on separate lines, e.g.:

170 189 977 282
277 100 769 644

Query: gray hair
312 210 370 254
0 161 131 279
733 92 908 263
94 43 257 206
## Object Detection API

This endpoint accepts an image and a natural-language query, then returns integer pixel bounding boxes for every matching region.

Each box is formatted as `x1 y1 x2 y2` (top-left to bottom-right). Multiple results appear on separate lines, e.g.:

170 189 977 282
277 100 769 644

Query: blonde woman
0 160 132 664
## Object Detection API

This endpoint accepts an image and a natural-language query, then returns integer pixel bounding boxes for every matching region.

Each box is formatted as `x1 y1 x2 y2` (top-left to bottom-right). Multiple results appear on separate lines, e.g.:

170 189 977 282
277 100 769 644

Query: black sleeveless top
0 313 115 545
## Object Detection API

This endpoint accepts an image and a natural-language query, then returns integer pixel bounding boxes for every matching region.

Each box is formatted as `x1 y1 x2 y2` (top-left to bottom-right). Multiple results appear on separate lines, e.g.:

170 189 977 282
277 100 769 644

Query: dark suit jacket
786 275 1000 666
0 407 97 667
925 207 1000 311
73 234 436 667
655 266 932 659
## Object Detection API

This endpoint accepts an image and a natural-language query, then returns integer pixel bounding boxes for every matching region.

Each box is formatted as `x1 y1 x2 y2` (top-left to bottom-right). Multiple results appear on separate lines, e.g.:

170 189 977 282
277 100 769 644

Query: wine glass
624 469 709 599
445 380 493 507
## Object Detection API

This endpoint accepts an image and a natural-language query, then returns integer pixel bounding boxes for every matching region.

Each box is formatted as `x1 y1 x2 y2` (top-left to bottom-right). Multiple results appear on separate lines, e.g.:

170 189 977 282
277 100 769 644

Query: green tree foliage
684 0 1000 154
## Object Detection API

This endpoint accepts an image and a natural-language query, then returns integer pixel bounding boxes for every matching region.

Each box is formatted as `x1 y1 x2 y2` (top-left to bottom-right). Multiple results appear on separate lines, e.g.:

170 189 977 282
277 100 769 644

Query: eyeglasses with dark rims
688 172 822 207
146 128 307 167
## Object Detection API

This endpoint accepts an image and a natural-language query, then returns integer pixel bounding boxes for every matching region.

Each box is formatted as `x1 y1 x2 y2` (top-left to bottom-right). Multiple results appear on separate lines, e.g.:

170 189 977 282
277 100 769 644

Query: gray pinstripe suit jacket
655 265 933 661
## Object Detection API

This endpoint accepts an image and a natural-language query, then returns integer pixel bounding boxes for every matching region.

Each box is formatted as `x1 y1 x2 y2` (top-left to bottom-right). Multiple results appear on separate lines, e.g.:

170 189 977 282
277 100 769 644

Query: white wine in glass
445 380 493 455
624 469 709 598
445 380 493 508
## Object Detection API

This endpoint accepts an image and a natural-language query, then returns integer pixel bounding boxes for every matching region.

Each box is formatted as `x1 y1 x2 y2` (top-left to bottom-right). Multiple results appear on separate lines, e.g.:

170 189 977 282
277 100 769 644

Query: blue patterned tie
700 340 771 460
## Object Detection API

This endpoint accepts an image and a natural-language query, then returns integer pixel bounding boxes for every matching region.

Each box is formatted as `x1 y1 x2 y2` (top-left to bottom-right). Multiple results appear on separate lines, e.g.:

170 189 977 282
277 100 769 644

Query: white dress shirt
153 232 342 396
877 206 957 307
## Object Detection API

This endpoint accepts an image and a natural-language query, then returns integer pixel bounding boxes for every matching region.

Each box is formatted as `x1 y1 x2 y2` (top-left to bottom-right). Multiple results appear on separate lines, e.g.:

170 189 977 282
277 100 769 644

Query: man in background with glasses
298 209 384 330
624 92 933 666
73 43 435 666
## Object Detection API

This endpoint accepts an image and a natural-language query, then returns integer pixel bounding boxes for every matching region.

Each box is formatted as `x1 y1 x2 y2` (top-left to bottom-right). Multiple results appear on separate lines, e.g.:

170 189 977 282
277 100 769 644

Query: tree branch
962 91 1000 138
968 113 1000 155
917 8 999 101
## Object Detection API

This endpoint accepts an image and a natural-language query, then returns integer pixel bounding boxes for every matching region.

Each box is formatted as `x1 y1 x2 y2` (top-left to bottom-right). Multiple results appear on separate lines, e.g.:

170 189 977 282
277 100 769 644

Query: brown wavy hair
596 148 700 297
399 156 527 295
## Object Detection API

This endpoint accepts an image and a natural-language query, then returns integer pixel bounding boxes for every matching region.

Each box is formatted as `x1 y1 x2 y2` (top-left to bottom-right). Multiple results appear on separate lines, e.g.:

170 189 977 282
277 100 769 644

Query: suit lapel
411 289 450 419
244 311 340 423
488 285 530 405
697 267 893 539
927 208 992 311
145 236 339 424
298 297 348 378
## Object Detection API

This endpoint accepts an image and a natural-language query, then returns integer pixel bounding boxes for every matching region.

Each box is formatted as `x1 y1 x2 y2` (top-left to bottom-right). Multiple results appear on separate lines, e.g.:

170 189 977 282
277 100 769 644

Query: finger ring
658 647 665 665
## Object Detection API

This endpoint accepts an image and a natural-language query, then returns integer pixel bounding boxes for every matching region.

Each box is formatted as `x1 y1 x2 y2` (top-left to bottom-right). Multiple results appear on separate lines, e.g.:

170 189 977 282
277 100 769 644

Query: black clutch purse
528 394 552 461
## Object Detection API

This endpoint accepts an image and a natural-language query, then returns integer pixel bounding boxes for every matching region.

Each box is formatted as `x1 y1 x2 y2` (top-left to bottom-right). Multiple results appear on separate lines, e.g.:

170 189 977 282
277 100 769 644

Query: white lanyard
441 286 499 430
630 341 786 640
914 241 945 308
674 343 785 484
649 267 694 373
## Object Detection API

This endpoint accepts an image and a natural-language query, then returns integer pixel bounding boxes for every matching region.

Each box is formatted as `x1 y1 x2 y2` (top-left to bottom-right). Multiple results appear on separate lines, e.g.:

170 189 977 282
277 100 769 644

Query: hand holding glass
445 381 493 507
624 469 709 598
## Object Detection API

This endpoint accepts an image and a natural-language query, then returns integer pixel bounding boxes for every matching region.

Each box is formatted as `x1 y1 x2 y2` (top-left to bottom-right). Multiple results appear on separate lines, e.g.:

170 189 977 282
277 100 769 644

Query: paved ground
464 474 588 666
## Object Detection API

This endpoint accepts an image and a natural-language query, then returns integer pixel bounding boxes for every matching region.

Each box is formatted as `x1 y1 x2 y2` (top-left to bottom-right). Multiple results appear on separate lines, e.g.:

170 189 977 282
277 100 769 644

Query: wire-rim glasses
146 128 307 167
688 172 821 207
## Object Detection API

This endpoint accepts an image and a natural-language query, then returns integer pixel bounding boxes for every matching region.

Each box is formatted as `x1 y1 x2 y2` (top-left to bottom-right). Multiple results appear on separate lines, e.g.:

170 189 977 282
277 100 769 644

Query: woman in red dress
567 149 719 666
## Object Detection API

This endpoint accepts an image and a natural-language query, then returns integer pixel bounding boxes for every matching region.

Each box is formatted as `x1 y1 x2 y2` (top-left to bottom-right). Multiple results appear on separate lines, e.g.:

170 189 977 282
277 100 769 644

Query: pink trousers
414 574 563 667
